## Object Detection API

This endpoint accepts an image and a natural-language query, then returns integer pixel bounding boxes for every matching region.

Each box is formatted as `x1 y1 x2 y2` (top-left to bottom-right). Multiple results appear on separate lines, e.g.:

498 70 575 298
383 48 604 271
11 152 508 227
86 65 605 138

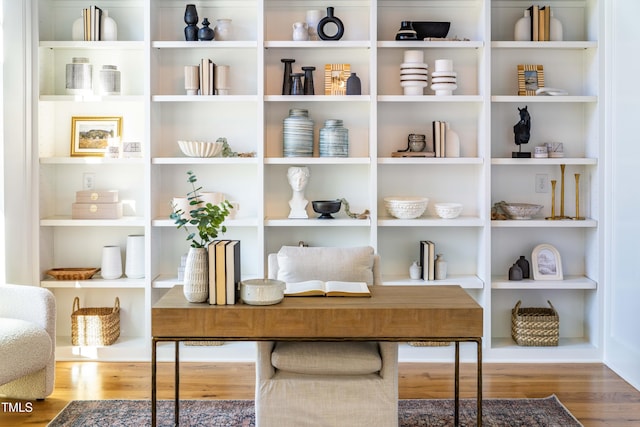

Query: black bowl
312 200 342 219
410 21 451 39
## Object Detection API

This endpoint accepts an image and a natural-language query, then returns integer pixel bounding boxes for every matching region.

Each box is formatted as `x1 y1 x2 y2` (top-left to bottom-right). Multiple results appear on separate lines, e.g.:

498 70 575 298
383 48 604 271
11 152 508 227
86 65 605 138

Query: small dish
434 202 463 219
240 279 285 305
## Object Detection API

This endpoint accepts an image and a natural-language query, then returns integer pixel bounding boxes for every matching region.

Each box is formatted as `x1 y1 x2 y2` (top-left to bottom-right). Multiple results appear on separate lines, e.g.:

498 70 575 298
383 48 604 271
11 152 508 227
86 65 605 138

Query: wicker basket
408 341 450 347
71 296 120 346
511 300 559 346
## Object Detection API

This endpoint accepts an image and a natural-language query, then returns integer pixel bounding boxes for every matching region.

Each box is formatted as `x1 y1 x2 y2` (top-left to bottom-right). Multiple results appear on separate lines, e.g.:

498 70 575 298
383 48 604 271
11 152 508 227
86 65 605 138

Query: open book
284 280 371 297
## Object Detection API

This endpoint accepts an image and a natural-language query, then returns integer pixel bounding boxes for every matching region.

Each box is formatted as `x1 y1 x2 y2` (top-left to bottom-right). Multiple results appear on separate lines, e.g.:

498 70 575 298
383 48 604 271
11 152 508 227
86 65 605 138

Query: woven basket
511 300 559 346
71 296 120 346
408 341 450 347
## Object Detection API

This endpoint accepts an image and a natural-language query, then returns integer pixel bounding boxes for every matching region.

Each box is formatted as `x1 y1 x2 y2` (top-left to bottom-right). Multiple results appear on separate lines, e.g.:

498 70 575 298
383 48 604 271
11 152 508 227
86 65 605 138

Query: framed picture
531 244 563 280
71 116 122 157
517 64 545 96
324 64 351 95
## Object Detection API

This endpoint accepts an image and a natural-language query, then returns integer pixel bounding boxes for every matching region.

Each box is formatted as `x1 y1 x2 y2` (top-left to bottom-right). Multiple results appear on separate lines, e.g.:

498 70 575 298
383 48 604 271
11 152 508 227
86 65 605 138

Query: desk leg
152 338 158 427
477 338 483 427
454 341 460 426
175 341 180 426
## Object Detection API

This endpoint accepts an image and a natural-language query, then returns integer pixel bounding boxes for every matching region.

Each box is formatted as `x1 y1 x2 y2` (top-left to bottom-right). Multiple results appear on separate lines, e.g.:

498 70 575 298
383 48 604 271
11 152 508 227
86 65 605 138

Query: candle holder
546 180 558 220
573 173 585 220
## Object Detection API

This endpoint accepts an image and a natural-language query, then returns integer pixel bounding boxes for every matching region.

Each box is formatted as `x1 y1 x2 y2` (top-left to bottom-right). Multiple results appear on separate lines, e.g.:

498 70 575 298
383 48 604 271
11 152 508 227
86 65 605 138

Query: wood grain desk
152 285 483 426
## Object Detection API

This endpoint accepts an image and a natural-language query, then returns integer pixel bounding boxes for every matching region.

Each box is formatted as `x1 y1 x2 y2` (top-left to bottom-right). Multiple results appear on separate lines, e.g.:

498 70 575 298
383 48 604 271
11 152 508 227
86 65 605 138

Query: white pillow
276 246 375 285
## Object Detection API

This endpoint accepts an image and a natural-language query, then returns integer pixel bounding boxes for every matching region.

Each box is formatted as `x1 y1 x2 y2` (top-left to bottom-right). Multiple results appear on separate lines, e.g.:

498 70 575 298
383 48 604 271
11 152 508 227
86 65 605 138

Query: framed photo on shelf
324 64 351 96
517 64 545 96
71 116 122 157
531 243 563 280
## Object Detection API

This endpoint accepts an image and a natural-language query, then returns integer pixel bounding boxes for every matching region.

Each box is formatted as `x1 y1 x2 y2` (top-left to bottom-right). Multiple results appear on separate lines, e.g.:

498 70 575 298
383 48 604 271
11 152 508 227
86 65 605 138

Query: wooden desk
152 285 483 426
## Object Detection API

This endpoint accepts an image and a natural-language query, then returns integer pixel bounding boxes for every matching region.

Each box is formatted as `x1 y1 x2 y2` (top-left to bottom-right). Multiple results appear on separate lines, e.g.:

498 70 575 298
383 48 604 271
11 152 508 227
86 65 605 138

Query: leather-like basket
71 296 120 346
511 300 559 346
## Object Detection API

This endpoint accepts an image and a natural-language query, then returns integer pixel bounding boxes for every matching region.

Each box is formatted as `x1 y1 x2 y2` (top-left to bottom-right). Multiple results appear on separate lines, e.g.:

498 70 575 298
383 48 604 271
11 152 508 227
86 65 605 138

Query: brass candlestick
573 173 585 220
546 180 557 220
556 164 571 219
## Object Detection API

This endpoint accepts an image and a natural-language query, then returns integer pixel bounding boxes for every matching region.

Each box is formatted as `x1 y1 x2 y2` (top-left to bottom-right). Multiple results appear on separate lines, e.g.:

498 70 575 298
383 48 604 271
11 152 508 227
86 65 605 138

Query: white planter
183 247 209 303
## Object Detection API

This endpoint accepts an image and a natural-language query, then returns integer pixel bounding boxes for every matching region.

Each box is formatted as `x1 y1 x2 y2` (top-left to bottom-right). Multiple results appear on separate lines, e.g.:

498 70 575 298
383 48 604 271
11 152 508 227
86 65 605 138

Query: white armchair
0 284 56 400
255 246 398 427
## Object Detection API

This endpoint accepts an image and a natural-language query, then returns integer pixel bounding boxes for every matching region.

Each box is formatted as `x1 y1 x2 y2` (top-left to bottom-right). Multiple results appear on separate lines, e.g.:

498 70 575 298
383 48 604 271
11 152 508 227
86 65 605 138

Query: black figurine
512 106 531 158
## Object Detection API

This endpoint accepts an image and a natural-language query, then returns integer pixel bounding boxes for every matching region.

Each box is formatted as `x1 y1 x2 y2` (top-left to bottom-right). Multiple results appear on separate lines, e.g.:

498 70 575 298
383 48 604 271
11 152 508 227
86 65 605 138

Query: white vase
183 247 209 303
409 261 422 280
435 254 447 280
306 9 323 40
445 125 460 158
72 14 84 41
550 12 563 41
102 10 118 41
125 235 145 279
514 9 531 41
214 19 232 41
101 245 123 280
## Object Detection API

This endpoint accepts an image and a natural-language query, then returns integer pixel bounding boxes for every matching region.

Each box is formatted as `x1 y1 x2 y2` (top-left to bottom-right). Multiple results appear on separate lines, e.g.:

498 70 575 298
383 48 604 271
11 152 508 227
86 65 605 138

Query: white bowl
240 279 285 305
384 197 429 219
434 202 463 219
178 140 224 158
501 203 543 220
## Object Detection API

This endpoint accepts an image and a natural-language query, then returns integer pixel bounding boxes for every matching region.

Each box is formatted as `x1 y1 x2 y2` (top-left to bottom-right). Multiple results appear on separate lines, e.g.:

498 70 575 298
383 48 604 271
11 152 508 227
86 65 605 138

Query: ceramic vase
319 119 349 157
66 57 92 95
302 66 315 95
72 13 84 41
99 65 121 95
291 73 304 95
125 235 145 279
293 22 309 41
214 19 232 41
306 9 323 40
198 18 214 41
281 58 295 95
184 65 200 95
102 10 117 41
283 108 314 157
550 12 563 41
445 124 460 157
509 263 523 281
184 4 199 41
516 255 530 279
183 247 209 303
514 9 531 41
435 254 447 280
346 72 361 95
214 65 230 95
317 7 344 40
409 261 422 280
101 245 123 280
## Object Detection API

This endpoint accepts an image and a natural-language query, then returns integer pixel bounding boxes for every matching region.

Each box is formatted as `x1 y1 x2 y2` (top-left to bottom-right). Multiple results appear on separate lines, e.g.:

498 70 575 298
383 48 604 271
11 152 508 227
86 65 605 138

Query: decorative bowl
177 140 224 158
410 21 451 39
434 202 463 219
312 199 342 219
384 197 429 219
240 279 285 305
501 203 543 220
46 267 100 280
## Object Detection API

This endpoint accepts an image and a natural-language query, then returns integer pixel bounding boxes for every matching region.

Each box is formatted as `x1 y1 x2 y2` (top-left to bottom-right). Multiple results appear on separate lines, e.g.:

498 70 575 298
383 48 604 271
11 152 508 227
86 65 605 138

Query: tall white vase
125 234 145 279
101 245 123 280
183 247 209 303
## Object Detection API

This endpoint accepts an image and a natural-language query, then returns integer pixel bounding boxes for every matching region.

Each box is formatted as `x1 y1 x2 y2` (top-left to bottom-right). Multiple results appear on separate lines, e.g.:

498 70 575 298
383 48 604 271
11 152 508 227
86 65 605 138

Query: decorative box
72 202 123 219
75 190 119 204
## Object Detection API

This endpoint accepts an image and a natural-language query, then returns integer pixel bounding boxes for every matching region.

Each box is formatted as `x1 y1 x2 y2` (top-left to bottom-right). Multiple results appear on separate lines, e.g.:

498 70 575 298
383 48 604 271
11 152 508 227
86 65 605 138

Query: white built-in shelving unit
32 0 603 363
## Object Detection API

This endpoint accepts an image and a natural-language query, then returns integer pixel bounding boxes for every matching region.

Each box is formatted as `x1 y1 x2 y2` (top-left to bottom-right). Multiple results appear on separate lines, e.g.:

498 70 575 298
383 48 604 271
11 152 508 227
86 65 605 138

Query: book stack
432 121 449 158
419 240 436 281
528 5 552 41
81 6 104 41
199 58 216 95
208 240 241 305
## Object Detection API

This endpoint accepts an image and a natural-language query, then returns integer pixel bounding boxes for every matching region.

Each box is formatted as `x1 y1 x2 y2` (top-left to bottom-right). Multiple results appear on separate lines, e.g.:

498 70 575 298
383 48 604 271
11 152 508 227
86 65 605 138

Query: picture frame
518 64 545 96
71 116 123 157
531 243 563 280
324 64 351 95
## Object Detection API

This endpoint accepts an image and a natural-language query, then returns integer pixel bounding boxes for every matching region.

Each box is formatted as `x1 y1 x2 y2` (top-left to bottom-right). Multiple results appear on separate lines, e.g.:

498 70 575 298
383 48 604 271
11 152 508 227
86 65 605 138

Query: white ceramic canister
214 19 232 41
125 234 145 279
514 9 532 41
306 9 323 40
100 65 121 95
240 279 285 305
293 22 309 41
184 65 200 95
102 10 118 41
101 245 123 280
66 57 93 95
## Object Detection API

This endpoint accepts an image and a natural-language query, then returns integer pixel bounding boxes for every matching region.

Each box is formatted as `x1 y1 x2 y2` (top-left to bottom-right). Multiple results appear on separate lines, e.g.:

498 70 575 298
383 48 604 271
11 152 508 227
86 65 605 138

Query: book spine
215 241 228 305
208 240 218 304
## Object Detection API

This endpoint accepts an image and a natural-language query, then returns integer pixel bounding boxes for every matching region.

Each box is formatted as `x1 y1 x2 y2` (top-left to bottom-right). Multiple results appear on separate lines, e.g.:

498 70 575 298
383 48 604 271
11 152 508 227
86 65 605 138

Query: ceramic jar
125 235 145 279
290 73 304 95
516 255 530 279
66 57 92 95
435 254 447 280
99 65 121 95
198 18 214 41
281 59 295 95
283 108 314 157
102 10 117 41
184 4 199 41
214 19 232 41
293 22 309 41
306 9 323 40
101 245 123 280
346 73 361 95
183 247 209 303
302 66 316 95
409 261 422 280
514 9 531 41
319 119 349 157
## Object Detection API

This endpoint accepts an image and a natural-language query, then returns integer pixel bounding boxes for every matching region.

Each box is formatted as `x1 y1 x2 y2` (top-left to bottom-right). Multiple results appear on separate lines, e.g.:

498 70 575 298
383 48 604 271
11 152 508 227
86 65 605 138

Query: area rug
48 395 582 427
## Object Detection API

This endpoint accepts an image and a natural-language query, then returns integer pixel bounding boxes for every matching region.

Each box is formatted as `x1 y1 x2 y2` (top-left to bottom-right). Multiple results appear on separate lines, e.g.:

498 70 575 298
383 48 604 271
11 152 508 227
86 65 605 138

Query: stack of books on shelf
528 4 552 41
432 121 449 158
81 5 104 41
208 240 241 305
199 58 216 96
419 240 436 281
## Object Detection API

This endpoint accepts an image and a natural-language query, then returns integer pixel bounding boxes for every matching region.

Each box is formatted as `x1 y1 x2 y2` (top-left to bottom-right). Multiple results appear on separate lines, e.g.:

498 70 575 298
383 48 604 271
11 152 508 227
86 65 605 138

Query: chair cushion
276 246 375 285
271 342 382 375
0 318 52 385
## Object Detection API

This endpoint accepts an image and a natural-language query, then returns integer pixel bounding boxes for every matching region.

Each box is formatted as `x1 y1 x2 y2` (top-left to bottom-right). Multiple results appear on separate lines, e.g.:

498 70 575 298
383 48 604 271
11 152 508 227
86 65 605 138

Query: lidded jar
283 108 314 157
99 65 121 95
66 57 93 95
319 119 349 157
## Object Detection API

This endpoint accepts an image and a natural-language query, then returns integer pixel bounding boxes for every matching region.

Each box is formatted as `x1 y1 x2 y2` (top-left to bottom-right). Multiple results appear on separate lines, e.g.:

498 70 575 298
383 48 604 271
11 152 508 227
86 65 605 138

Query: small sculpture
287 166 310 218
512 106 531 158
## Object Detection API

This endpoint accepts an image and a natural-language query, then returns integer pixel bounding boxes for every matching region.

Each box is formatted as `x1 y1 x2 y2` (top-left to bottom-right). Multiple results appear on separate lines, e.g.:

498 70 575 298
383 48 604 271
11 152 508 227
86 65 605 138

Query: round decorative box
99 65 121 95
66 57 93 95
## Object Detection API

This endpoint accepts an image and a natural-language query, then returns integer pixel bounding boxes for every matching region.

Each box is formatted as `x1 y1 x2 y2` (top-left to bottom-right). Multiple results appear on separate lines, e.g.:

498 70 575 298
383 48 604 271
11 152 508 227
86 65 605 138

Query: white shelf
265 157 370 165
383 275 484 289
264 218 371 227
491 219 597 228
152 218 258 228
264 95 371 102
152 41 257 49
378 216 484 227
42 277 146 289
40 157 144 165
491 41 597 49
264 40 371 49
152 95 258 102
152 157 258 165
492 95 597 103
55 336 149 362
492 276 597 290
378 95 483 103
39 41 144 50
378 40 484 49
378 157 483 165
491 157 597 165
40 216 146 227
39 95 145 102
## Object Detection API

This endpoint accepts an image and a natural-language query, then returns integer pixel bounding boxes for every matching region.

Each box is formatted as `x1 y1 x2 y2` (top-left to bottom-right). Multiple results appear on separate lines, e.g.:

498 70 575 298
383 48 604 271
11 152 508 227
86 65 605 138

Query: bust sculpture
512 106 531 158
287 166 310 218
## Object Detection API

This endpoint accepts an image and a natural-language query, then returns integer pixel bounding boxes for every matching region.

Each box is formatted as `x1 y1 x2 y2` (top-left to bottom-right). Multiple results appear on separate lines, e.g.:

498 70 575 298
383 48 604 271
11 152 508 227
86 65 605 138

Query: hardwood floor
2 362 639 426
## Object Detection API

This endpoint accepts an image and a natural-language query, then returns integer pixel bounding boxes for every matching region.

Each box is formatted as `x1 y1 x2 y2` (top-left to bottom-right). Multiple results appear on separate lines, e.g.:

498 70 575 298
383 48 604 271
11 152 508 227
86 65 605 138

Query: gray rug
48 396 582 426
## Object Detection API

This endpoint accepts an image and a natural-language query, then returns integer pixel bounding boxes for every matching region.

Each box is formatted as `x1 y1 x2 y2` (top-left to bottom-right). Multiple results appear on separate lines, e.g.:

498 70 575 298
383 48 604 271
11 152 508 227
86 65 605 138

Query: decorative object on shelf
339 198 370 219
287 166 310 219
491 202 509 220
66 57 93 95
240 279 285 306
72 189 123 220
324 64 350 95
534 145 548 158
498 202 543 220
508 263 523 281
125 234 145 279
106 136 121 159
546 164 572 220
545 142 564 157
45 267 100 281
384 197 429 219
434 202 463 219
198 18 214 41
574 173 585 220
184 4 199 41
434 254 447 280
99 65 121 95
214 18 232 41
319 119 349 157
72 13 84 41
346 72 361 95
70 116 122 157
445 123 460 157
306 9 323 40
312 200 342 219
409 261 422 280
518 64 544 96
400 50 428 96
122 141 142 158
431 59 457 96
395 21 417 40
511 300 559 346
226 201 240 219
546 179 558 219
71 296 120 346
291 73 304 95
214 65 230 95
101 245 123 280
514 9 532 41
177 139 224 157
102 10 117 41
292 21 309 41
283 108 314 157
411 21 451 39
408 133 426 152
172 197 192 220
281 59 295 95
549 11 563 41
516 255 531 279
184 65 200 95
535 87 568 96
182 247 209 302
302 66 315 95
532 243 563 280
512 106 531 158
317 6 344 40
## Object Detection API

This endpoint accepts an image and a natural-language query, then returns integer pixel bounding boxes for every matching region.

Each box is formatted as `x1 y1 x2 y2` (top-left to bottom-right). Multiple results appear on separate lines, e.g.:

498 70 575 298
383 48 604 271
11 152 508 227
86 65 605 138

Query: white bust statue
287 166 310 218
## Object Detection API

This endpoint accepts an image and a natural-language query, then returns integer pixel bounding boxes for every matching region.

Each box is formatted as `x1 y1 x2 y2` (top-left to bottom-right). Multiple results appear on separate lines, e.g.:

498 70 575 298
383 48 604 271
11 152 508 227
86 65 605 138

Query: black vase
318 7 344 41
281 59 295 95
291 73 304 95
516 255 530 279
198 18 214 41
184 4 199 41
508 263 523 281
302 66 315 95
346 72 361 95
